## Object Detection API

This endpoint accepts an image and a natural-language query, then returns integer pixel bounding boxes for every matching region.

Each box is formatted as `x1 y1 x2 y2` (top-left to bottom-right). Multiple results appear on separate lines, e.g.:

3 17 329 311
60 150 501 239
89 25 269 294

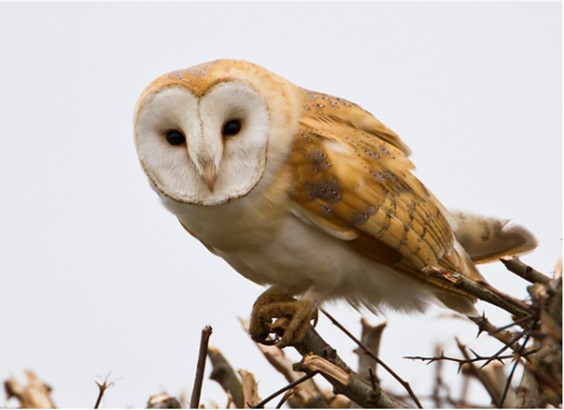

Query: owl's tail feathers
450 211 538 265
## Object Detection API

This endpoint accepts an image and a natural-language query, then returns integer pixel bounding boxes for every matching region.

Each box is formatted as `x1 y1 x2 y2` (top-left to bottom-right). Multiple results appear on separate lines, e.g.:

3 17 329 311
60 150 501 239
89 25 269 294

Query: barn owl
134 59 537 347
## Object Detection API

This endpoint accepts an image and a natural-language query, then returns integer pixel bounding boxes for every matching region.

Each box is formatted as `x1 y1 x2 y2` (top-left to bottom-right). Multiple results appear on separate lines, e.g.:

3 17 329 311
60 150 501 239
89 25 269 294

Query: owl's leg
249 286 324 348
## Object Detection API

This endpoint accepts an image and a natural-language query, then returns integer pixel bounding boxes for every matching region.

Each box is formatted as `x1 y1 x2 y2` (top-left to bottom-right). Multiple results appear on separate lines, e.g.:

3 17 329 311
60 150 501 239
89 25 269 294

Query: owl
134 59 537 347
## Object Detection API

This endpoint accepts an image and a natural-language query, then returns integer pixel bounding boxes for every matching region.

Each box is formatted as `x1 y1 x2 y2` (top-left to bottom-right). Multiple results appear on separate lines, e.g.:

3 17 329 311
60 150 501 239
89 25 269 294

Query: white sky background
0 2 561 408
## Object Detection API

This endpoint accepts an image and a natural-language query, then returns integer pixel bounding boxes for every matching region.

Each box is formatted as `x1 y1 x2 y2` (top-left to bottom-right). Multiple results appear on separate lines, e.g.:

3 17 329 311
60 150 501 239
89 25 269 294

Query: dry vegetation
4 257 561 408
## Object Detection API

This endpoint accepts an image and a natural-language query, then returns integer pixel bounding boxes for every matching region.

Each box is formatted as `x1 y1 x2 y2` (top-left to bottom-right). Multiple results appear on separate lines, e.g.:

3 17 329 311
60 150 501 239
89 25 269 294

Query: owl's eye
222 119 242 137
165 130 186 146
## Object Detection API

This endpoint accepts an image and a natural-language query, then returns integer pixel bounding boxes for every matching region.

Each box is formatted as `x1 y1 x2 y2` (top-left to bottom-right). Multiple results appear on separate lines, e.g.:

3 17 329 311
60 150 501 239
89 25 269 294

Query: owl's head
134 59 301 206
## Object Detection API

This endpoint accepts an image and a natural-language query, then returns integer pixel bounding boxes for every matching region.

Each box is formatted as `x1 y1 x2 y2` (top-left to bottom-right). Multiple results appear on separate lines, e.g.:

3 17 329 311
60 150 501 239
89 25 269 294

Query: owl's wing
289 92 481 312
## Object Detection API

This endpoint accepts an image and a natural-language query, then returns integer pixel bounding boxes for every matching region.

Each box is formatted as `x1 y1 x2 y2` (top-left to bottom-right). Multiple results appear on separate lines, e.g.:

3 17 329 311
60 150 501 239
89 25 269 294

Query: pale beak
203 163 217 192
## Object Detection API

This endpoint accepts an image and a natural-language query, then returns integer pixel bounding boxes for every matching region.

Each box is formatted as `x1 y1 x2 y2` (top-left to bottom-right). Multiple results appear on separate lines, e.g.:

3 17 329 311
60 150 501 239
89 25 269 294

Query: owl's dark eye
165 129 186 146
222 119 242 137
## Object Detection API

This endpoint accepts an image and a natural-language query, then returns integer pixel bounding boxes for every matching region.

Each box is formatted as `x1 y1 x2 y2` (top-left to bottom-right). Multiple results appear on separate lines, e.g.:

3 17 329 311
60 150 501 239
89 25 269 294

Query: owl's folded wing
289 94 483 311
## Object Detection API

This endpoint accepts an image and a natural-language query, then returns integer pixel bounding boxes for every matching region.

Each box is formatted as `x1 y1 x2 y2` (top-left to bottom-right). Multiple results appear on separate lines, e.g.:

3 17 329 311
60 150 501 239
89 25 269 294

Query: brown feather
289 91 484 308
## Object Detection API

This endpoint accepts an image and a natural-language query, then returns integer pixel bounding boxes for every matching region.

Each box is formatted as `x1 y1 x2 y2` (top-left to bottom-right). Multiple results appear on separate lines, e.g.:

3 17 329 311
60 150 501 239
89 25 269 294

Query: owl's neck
162 165 294 253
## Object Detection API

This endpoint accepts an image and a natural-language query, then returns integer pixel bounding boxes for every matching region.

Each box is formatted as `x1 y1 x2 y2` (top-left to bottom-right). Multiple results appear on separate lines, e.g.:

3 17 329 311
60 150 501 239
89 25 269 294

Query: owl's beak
203 163 217 192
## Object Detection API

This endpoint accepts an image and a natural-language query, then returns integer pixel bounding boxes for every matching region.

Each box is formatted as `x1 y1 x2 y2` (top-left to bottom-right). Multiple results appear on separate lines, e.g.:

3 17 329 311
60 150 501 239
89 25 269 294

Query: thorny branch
404 347 539 369
320 309 423 409
422 266 531 319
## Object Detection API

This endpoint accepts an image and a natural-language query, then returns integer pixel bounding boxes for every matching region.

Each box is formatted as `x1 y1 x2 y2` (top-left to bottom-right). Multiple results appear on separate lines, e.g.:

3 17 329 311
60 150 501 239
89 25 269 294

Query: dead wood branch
147 392 182 408
292 325 406 408
94 373 118 409
354 318 387 383
239 317 332 408
4 370 56 409
457 338 504 407
238 369 261 408
190 325 213 409
422 267 531 319
321 309 422 408
295 354 403 408
253 373 318 408
207 346 244 408
500 257 552 286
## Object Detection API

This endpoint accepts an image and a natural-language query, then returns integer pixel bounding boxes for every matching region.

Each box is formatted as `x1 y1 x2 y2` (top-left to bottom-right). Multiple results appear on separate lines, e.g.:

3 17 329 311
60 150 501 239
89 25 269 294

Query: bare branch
4 370 56 409
253 373 317 409
422 267 531 319
482 363 519 407
207 346 244 408
94 373 118 409
239 317 331 408
147 392 182 408
500 257 552 286
321 309 422 408
467 313 530 354
295 354 403 409
456 338 503 407
190 325 213 409
404 348 538 367
238 369 261 408
292 322 406 408
431 345 444 408
354 318 387 383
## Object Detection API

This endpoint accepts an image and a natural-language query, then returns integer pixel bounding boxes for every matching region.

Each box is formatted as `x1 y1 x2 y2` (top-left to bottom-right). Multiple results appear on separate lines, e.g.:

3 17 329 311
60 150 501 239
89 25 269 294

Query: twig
321 309 422 408
431 345 443 408
275 389 295 409
207 346 244 408
190 325 213 409
239 317 330 407
368 367 378 392
252 373 317 408
456 338 502 407
480 330 529 368
467 314 527 354
94 373 117 409
405 347 539 367
500 334 531 407
482 363 518 408
355 318 387 383
501 257 552 286
293 326 406 408
296 354 404 408
491 314 535 334
422 267 531 319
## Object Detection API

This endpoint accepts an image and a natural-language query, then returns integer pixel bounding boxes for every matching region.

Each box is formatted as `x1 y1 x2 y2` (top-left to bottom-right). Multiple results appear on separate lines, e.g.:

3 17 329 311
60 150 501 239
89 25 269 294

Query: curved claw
249 287 318 348
260 335 281 346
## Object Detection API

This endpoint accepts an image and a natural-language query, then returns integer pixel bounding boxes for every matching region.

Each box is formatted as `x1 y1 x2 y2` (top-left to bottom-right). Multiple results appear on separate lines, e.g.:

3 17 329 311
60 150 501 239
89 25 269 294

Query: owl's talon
269 317 290 335
249 288 317 348
312 310 319 329
260 335 281 346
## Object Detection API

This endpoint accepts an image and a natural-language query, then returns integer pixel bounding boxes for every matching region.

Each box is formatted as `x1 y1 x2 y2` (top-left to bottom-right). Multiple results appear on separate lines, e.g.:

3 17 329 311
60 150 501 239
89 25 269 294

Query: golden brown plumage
288 90 485 313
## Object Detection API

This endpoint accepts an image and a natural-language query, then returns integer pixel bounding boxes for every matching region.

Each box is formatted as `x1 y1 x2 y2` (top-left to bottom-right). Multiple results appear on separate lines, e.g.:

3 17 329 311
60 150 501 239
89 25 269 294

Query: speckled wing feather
289 92 483 311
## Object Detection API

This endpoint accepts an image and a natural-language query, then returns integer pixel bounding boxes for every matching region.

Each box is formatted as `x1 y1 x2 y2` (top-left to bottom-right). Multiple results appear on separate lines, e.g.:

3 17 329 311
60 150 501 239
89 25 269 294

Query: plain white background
0 2 561 408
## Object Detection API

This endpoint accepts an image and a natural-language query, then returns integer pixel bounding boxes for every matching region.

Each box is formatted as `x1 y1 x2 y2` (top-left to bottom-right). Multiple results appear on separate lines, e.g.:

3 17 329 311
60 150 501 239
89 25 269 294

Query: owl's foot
249 288 318 348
